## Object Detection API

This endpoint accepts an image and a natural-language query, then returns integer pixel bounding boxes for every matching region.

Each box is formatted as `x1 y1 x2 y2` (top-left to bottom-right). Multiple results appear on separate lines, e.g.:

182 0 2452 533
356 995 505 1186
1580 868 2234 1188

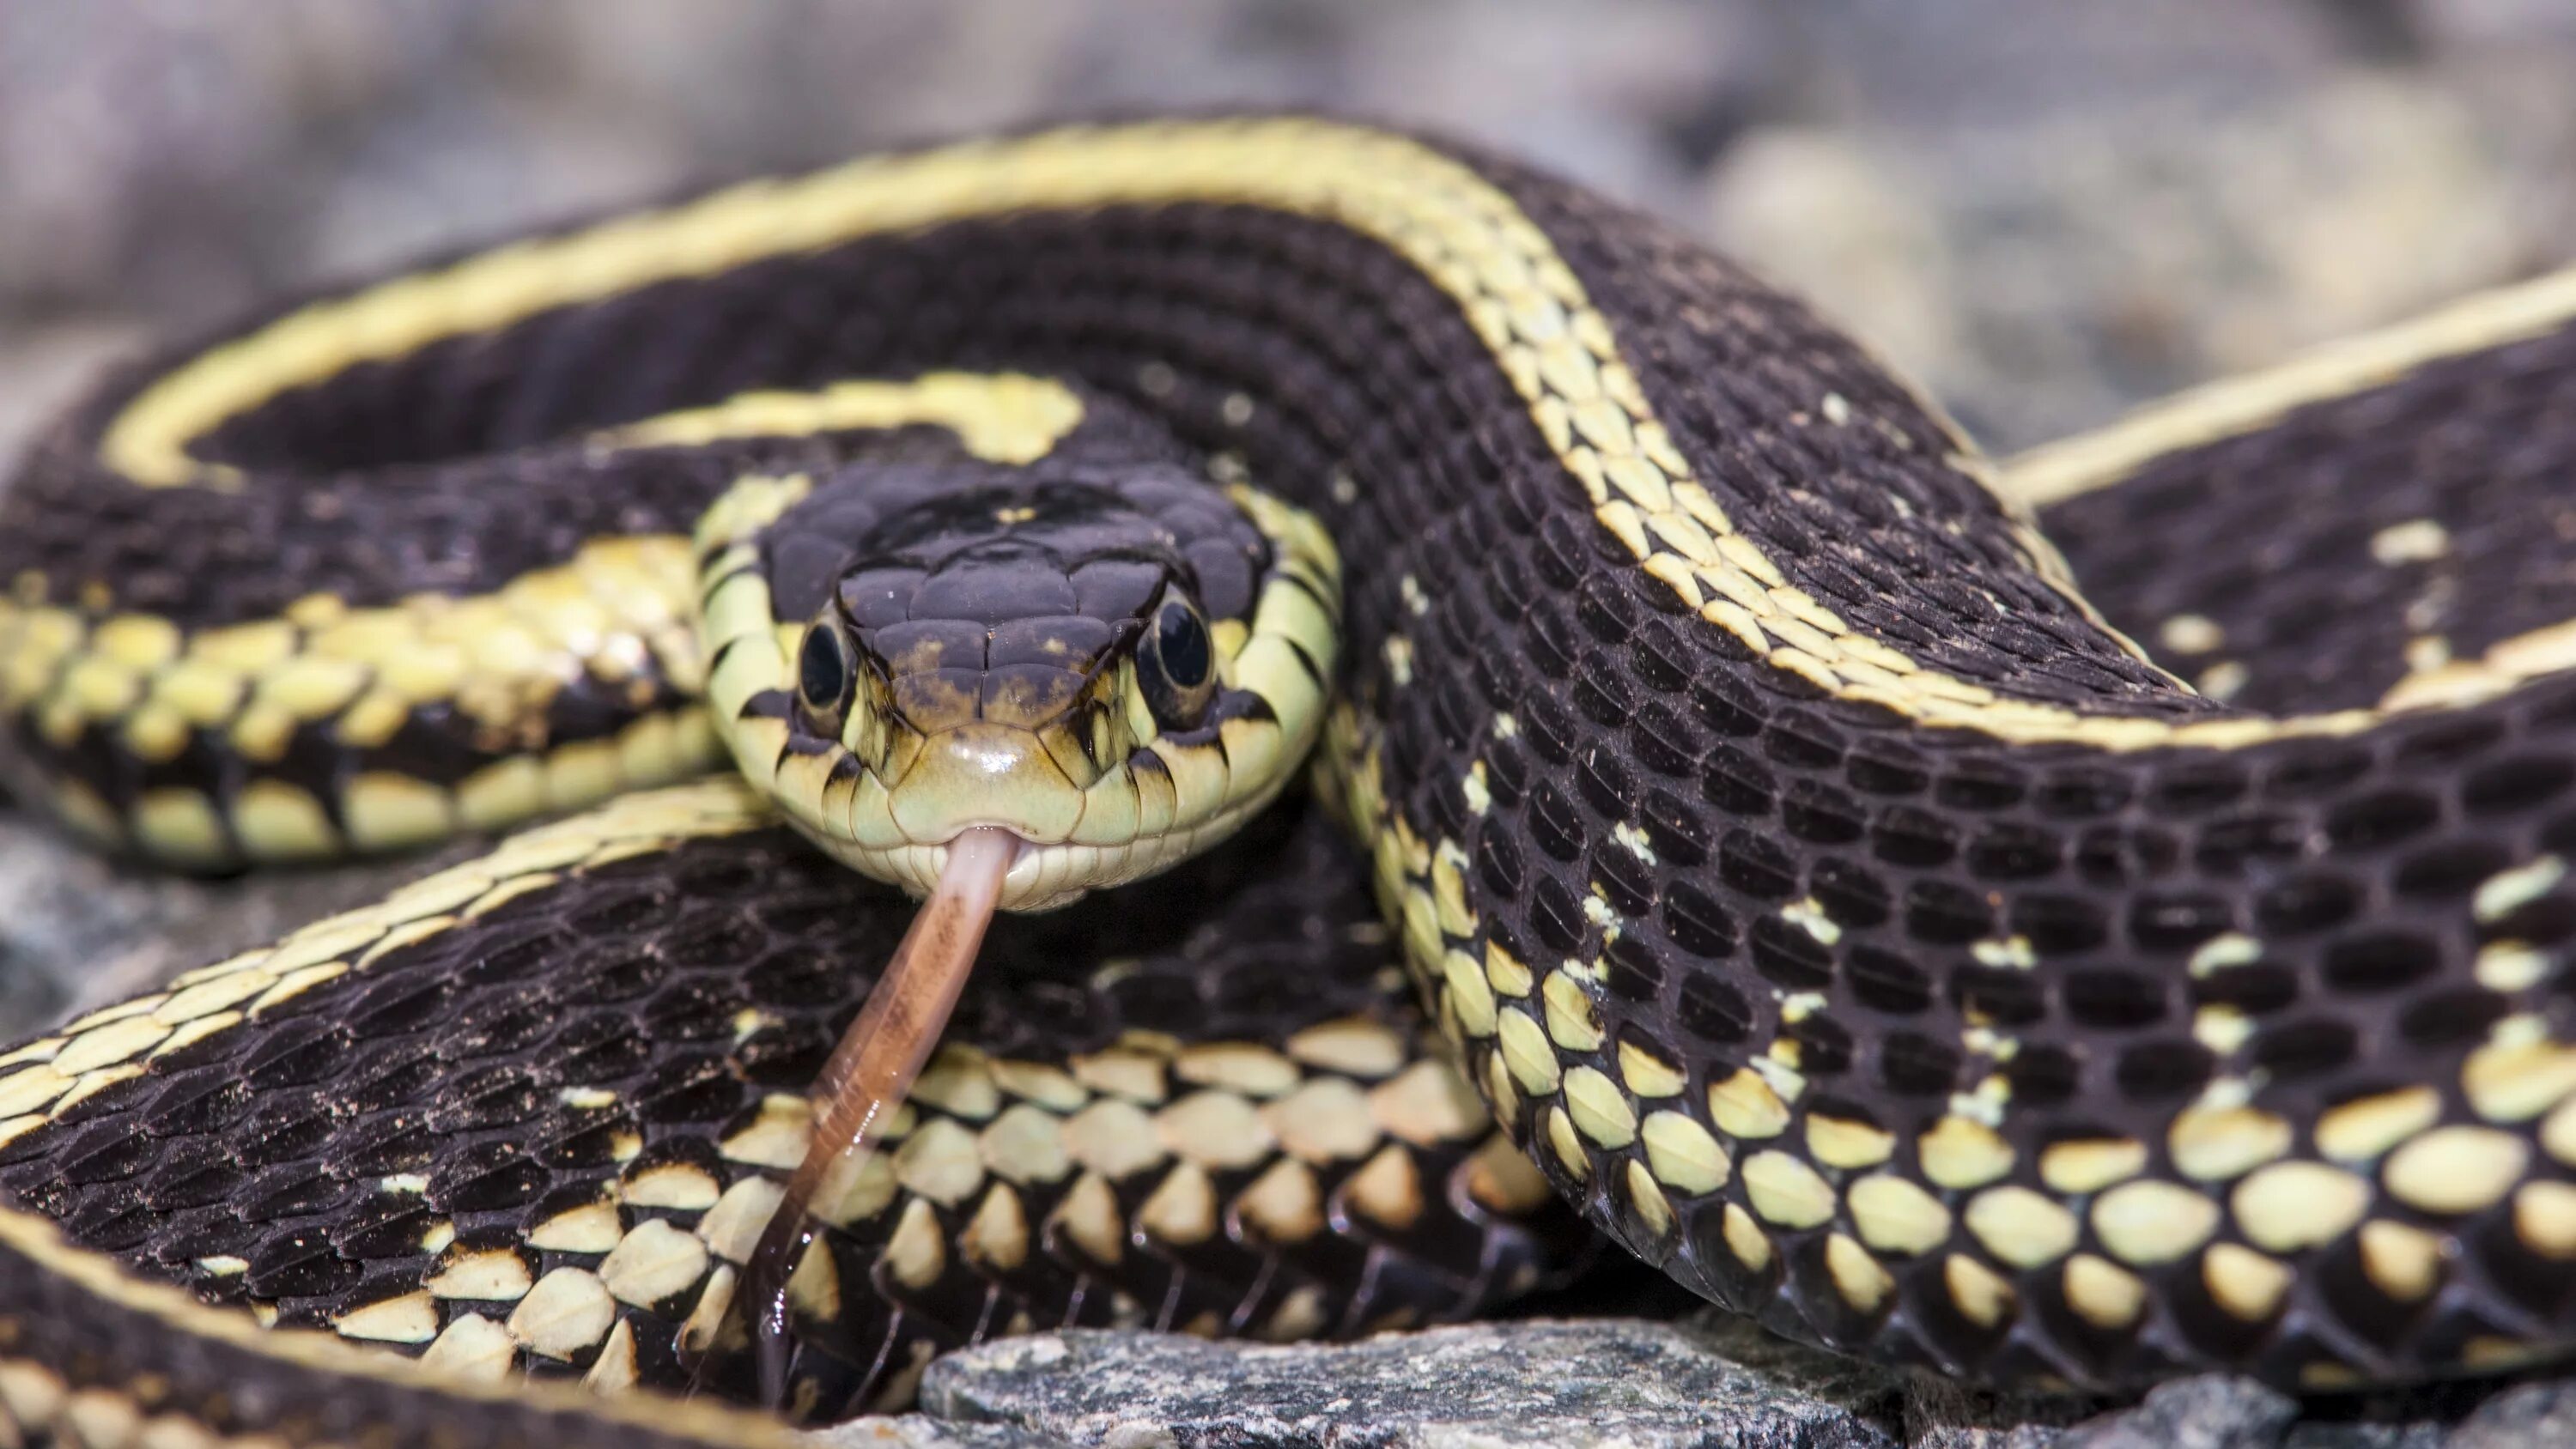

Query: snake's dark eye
1138 594 1217 730
799 617 854 723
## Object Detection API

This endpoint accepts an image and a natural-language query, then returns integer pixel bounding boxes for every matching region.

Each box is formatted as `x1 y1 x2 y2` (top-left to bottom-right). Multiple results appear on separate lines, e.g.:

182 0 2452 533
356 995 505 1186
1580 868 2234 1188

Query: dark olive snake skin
4 116 2576 1446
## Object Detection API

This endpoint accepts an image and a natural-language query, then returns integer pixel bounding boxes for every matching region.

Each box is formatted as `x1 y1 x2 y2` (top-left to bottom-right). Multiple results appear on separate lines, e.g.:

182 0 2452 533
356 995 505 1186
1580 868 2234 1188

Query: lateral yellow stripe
94 117 2556 754
0 1201 798 1446
2003 264 2576 510
591 371 1081 465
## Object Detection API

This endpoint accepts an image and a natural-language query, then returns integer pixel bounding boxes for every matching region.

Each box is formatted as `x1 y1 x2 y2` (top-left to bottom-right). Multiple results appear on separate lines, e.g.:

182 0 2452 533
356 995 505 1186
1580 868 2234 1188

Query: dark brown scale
2039 326 2576 714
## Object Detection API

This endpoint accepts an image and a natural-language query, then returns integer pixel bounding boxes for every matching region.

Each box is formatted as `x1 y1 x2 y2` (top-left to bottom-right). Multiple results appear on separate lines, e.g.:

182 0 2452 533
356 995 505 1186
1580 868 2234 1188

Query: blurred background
6 0 2575 457
3 0 2575 1032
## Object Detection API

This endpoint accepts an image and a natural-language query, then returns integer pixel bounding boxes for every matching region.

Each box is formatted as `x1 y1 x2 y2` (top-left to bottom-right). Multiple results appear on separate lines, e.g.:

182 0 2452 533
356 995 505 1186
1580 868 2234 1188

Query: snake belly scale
1 116 2575 1443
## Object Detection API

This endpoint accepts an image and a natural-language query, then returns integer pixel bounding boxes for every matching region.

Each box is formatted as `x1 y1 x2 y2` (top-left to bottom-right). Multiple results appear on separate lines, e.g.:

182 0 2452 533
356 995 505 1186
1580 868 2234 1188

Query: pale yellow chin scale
696 464 1344 912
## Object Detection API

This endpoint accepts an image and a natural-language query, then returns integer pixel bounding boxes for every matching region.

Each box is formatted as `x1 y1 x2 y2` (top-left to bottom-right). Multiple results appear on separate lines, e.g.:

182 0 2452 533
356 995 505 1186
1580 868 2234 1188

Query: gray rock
2281 1423 2449 1449
2057 1378 2297 1449
918 1319 1906 1448
812 1415 1079 1449
2444 1379 2576 1449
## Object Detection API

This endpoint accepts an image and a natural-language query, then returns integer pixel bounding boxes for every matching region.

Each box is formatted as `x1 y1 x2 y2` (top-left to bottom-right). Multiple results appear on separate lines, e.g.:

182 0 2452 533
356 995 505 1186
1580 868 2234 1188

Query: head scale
698 451 1340 911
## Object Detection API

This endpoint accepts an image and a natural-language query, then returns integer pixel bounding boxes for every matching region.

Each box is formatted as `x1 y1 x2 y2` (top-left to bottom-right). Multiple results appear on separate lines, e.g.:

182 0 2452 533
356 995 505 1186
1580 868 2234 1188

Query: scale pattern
0 785 1579 1426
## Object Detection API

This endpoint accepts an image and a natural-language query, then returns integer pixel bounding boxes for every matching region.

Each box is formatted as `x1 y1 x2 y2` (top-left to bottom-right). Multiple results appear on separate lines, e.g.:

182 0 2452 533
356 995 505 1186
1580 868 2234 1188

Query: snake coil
2 118 2576 1445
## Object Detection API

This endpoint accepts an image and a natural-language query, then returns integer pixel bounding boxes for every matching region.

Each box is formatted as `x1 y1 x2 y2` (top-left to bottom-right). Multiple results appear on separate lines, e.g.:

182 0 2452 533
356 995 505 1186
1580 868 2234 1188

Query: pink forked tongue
737 827 1017 1410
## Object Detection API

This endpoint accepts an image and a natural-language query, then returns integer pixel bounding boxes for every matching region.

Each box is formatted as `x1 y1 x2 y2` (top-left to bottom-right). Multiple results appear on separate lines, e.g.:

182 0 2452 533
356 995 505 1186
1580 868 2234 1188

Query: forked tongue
737 827 1018 1410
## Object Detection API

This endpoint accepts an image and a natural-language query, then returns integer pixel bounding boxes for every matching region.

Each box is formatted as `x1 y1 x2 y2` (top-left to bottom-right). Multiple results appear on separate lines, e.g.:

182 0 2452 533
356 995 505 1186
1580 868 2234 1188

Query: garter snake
3 116 2576 1444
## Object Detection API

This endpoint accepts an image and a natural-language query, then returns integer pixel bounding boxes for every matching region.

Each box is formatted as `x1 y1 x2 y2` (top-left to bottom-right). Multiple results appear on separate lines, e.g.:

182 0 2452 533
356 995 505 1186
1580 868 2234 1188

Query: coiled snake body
4 118 2576 1444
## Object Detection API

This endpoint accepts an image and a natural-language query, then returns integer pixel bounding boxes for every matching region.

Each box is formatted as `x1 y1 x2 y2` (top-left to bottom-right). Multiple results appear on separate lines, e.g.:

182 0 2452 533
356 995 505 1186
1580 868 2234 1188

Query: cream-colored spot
1345 1143 1427 1229
2316 1087 2442 1162
1617 1040 1687 1099
1495 1006 1561 1096
2202 1242 2293 1322
1062 1098 1168 1179
425 1247 534 1302
1370 1059 1489 1146
621 1161 723 1210
2359 1218 2447 1299
527 1199 623 1255
1722 1202 1773 1273
697 1176 785 1265
1825 1232 1894 1315
2091 1179 2221 1265
2464 1035 2576 1123
1237 1158 1325 1245
2514 1180 2576 1259
892 1118 987 1206
1918 1115 2014 1189
1562 1065 1639 1149
1158 1089 1276 1171
1264 1076 1381 1163
2371 518 2450 565
2158 615 2225 655
506 1267 617 1361
1639 1110 1729 1194
2039 1137 2147 1195
1964 1186 2078 1268
1624 1159 1676 1240
584 1319 641 1396
1175 1042 1300 1098
2548 1096 2576 1167
2063 1252 2145 1330
1847 1173 1951 1256
1806 1113 1894 1169
1944 1253 2014 1330
2233 1161 2370 1252
1052 1172 1127 1266
1071 1046 1168 1104
1139 1162 1221 1246
716 1094 811 1168
977 1101 1072 1186
2383 1125 2528 1215
421 1313 514 1381
1540 970 1605 1052
1708 1067 1789 1140
2475 855 2565 923
2478 941 2550 993
334 1291 439 1344
1284 1016 1409 1078
1741 1149 1836 1229
884 1197 948 1290
2188 932 2261 977
1545 1104 1591 1179
962 1183 1031 1272
598 1218 708 1307
2168 1104 2291 1181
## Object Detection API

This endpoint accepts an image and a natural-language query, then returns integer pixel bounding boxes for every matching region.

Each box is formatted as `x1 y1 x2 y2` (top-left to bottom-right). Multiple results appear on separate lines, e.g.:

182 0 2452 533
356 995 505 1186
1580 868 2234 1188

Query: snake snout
885 722 1087 846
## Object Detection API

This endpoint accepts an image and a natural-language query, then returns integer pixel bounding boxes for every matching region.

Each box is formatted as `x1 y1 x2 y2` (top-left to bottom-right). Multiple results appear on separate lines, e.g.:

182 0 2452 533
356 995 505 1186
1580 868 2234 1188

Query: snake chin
807 764 1304 912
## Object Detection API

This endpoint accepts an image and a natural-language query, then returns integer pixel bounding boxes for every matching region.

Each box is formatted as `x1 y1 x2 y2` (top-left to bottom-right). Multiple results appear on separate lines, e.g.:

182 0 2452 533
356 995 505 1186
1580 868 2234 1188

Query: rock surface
794 1317 2550 1448
913 1319 1905 1449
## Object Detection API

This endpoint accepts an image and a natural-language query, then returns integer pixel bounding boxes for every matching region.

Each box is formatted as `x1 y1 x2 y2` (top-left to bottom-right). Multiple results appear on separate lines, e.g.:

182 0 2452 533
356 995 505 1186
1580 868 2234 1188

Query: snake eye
1138 593 1217 730
798 616 854 725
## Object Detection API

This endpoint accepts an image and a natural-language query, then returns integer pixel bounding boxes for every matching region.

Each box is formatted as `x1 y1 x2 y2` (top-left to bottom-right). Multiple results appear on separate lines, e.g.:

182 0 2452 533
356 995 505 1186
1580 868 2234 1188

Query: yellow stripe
94 118 2567 754
0 1202 797 1446
591 371 1081 464
2003 263 2576 510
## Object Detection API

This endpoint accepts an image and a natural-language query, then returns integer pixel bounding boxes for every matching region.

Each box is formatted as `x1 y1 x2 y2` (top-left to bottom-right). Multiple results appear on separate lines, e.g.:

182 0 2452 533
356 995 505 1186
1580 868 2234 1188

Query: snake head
698 451 1340 911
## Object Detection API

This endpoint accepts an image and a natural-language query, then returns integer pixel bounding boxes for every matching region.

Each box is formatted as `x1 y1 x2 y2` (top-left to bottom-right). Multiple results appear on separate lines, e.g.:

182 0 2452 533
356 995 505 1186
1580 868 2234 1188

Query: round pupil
799 622 850 710
1156 602 1211 688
